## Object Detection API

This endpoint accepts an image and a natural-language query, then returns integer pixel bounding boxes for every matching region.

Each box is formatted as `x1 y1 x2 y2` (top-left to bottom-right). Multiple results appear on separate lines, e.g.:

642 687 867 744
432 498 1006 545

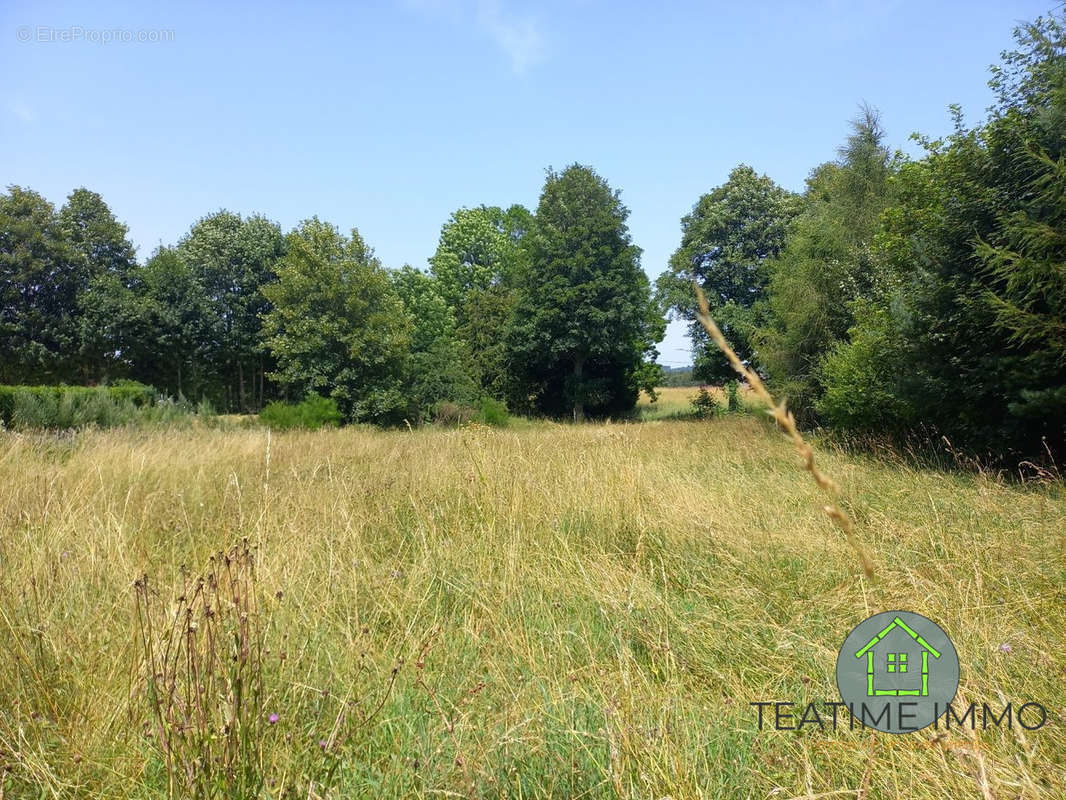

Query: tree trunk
573 354 585 423
238 360 247 413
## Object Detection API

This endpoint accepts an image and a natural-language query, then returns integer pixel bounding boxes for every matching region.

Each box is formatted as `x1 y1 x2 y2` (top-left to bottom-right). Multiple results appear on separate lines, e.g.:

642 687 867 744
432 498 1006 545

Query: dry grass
637 386 701 418
0 419 1064 797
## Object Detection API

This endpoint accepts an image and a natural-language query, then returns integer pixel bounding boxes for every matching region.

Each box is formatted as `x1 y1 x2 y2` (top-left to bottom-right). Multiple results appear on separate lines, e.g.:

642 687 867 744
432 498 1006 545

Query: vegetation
3 11 1063 460
656 165 800 382
261 219 412 426
5 7 1066 800
259 395 343 431
1 417 1063 798
509 165 663 420
0 381 215 430
651 12 1066 462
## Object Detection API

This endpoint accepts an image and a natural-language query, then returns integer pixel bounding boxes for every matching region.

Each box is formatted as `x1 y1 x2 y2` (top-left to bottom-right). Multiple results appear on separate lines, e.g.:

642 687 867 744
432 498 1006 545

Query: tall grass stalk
694 283 876 578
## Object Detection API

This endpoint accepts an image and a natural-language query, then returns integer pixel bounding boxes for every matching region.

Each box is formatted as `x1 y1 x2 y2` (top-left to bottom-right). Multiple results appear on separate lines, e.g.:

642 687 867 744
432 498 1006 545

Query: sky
2 0 1057 366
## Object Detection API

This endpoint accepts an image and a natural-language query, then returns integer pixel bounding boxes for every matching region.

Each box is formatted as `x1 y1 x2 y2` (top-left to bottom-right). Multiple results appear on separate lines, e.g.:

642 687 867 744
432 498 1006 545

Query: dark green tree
0 186 80 383
510 165 663 420
756 107 897 422
177 211 286 411
59 188 138 381
656 165 800 382
261 219 411 424
127 247 217 399
819 12 1066 460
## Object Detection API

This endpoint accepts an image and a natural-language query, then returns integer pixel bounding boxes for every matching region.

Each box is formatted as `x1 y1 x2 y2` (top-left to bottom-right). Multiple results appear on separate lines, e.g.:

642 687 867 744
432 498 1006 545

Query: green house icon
854 616 941 697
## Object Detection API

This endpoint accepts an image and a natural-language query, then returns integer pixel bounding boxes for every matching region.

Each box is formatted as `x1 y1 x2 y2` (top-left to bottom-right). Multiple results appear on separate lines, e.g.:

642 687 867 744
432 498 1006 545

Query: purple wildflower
268 713 279 724
999 642 1012 653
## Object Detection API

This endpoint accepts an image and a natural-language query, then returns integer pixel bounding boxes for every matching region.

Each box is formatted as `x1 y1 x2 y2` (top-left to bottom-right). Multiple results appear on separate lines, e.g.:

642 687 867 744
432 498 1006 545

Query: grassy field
1 415 1064 798
637 386 702 419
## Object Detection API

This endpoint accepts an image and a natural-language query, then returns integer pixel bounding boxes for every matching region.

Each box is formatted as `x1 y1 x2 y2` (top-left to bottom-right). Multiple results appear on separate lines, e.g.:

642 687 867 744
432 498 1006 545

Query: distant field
1 417 1064 797
638 384 753 420
637 385 700 419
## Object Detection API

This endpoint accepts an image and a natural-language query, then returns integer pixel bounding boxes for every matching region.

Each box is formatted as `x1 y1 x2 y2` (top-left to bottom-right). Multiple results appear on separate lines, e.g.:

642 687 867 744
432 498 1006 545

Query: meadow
1 411 1064 798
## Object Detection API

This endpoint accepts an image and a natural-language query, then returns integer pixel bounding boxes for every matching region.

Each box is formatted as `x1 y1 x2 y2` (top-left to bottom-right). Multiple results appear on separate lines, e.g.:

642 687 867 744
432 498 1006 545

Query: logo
835 610 959 733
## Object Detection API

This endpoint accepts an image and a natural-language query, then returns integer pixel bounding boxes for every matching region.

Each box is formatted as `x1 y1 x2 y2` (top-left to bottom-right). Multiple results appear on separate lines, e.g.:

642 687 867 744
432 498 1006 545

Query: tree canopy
510 165 663 420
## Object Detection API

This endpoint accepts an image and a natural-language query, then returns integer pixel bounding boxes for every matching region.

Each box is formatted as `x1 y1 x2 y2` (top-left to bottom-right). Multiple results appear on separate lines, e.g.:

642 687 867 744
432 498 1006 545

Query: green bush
106 379 159 407
690 387 718 419
0 382 211 430
259 394 343 431
475 397 510 427
726 380 740 413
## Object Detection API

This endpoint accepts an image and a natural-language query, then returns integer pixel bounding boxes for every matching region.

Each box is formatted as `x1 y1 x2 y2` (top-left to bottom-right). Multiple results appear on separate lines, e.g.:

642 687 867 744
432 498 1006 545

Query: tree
177 211 286 411
128 247 217 399
428 204 530 313
391 265 477 418
756 107 897 422
509 165 663 420
819 12 1066 460
261 219 412 424
428 204 532 398
0 186 80 383
58 188 136 281
656 165 800 382
59 188 138 381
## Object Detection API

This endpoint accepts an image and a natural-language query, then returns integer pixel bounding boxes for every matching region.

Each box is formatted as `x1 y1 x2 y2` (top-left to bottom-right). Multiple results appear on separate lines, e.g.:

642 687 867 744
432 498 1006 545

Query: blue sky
2 0 1055 365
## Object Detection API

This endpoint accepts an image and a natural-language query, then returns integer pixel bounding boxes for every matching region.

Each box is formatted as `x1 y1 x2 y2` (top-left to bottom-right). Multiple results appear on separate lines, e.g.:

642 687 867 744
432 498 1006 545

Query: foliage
428 205 531 312
690 386 718 419
656 165 800 381
725 380 740 413
428 205 532 398
261 219 412 425
391 266 477 420
755 108 898 424
509 164 664 420
259 394 343 431
177 211 286 412
474 396 510 427
0 187 81 383
819 13 1066 459
0 381 213 430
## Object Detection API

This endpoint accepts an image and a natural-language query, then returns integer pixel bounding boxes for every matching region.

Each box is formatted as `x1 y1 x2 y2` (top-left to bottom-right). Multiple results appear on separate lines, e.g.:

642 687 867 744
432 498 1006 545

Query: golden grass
694 287 874 578
0 419 1064 797
637 385 701 417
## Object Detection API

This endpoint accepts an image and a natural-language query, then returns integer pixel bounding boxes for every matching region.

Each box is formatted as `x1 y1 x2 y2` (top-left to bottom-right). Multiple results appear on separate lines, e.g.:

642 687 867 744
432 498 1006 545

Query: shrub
474 397 510 427
726 380 740 413
433 401 476 427
107 379 159 407
259 394 342 431
0 382 168 429
690 387 718 419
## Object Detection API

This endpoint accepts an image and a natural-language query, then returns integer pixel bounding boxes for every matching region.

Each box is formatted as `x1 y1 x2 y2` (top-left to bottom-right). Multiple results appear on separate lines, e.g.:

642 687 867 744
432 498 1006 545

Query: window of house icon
887 653 908 673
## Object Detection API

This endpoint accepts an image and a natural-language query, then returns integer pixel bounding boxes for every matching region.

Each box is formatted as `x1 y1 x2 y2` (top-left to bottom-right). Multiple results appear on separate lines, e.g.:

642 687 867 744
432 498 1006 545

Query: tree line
0 165 661 424
2 11 1062 462
656 12 1065 463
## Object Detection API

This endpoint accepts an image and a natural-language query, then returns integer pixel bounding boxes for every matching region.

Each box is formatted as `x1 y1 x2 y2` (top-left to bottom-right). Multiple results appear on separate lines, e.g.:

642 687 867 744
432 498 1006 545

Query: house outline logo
836 610 959 733
854 615 940 698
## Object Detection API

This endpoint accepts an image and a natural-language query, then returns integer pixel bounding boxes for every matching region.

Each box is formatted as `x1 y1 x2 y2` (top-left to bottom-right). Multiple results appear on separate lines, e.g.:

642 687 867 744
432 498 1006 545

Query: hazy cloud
9 102 36 123
475 0 545 74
